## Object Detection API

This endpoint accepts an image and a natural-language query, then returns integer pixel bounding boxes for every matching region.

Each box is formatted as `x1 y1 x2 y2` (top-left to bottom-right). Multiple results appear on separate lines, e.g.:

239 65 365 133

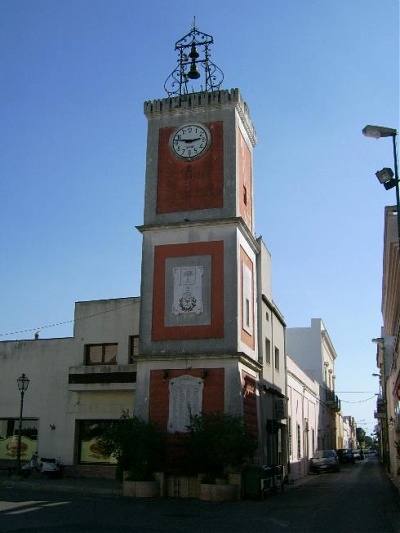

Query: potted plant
97 411 165 497
184 412 257 501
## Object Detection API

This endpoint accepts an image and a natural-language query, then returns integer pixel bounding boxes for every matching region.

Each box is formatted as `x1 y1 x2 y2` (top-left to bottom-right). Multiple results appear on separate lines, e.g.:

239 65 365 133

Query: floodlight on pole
362 124 400 254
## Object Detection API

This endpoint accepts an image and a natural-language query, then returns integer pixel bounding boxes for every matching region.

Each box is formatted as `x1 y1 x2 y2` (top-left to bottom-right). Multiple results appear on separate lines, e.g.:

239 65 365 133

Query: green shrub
184 412 257 482
97 412 165 482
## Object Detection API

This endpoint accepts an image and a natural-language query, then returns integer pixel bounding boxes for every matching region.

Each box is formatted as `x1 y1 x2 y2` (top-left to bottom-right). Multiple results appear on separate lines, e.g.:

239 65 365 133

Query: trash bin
272 465 284 493
260 465 273 498
242 465 273 500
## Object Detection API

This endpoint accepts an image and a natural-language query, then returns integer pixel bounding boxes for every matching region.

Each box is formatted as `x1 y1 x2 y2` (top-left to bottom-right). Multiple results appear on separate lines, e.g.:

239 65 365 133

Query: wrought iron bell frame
164 22 224 96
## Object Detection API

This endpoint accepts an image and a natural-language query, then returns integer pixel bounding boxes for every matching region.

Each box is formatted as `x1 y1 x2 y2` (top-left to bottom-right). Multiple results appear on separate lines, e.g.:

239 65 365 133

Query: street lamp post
16 373 30 476
362 124 400 254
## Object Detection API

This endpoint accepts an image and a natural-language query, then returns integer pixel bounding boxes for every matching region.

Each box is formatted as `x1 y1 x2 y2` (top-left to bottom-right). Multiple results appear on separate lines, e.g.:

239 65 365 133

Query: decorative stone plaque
167 375 204 433
172 266 203 315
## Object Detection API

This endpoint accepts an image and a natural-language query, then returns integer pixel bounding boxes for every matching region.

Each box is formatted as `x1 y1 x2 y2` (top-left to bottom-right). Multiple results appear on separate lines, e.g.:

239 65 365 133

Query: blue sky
1 0 398 435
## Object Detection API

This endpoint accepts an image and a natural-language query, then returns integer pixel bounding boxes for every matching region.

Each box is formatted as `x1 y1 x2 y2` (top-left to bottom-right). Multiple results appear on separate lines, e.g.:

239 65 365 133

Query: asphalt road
0 456 399 532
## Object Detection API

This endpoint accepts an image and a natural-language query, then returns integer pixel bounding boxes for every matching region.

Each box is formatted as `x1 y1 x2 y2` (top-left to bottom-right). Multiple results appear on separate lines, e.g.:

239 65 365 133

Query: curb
0 477 123 496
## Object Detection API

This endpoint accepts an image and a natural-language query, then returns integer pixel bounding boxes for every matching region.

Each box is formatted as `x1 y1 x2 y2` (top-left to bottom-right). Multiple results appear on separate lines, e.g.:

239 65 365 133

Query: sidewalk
0 471 123 496
0 466 316 498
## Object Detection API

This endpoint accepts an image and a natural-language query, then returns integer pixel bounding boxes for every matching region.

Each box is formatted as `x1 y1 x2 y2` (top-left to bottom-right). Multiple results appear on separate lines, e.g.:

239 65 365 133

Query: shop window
85 344 117 365
77 420 118 464
0 419 38 461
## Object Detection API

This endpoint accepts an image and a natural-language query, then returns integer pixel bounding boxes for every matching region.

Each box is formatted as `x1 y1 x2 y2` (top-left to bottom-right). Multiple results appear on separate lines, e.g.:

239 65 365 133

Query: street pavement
1 460 399 533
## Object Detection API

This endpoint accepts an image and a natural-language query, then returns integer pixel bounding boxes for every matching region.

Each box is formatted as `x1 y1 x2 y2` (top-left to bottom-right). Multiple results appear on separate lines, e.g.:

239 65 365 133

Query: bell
187 60 200 79
189 43 199 59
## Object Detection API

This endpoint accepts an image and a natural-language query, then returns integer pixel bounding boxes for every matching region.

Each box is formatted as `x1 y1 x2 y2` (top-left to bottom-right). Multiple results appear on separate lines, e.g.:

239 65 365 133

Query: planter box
199 483 238 502
167 474 202 498
123 480 160 498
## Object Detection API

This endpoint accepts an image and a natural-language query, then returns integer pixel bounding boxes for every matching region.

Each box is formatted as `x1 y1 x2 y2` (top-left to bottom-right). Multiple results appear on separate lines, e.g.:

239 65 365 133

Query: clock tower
136 24 261 454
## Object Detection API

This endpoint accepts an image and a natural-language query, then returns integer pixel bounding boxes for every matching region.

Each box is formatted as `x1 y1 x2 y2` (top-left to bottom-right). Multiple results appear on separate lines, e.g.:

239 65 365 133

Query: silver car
309 450 340 473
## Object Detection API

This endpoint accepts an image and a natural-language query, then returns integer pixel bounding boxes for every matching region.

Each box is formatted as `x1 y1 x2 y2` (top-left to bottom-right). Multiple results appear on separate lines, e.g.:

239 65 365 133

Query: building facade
286 318 342 450
286 355 319 480
0 297 139 473
375 205 400 489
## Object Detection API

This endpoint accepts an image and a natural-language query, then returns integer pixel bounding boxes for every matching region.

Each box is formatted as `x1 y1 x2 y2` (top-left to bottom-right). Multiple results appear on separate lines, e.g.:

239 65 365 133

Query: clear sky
1 0 398 436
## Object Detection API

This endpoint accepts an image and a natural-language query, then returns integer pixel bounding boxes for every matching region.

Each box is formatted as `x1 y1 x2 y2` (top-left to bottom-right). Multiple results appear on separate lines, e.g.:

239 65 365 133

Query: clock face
170 123 211 160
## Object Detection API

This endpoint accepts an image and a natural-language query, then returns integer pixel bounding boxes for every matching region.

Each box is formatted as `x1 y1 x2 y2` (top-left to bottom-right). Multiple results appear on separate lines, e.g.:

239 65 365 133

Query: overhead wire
0 300 138 338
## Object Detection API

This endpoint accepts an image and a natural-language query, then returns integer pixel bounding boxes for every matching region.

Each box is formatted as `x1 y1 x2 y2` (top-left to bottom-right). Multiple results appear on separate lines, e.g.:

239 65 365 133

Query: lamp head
362 125 397 139
17 373 30 393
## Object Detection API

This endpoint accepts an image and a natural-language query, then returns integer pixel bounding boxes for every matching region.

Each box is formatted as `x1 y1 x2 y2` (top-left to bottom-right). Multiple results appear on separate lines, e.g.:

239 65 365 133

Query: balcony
374 396 386 418
325 389 341 412
68 364 136 392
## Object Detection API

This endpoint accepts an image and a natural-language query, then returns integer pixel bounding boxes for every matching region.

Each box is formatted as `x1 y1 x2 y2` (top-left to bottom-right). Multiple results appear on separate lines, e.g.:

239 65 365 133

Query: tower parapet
144 88 257 147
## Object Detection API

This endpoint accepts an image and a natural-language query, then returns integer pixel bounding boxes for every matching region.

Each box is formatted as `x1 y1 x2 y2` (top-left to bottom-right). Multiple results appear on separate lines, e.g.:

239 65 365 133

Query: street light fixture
16 373 30 476
362 124 400 253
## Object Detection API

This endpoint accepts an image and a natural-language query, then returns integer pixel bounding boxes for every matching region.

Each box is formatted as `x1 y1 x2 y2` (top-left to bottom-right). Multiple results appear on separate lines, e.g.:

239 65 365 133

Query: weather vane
164 18 224 97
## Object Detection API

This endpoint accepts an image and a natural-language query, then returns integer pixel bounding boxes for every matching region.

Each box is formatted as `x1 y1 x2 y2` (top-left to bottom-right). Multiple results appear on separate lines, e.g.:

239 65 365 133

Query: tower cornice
144 88 257 147
137 216 261 254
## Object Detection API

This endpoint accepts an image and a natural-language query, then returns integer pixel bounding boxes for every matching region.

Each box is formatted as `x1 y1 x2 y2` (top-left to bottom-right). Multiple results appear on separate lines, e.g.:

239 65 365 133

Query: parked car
352 449 364 460
309 450 340 473
336 448 355 464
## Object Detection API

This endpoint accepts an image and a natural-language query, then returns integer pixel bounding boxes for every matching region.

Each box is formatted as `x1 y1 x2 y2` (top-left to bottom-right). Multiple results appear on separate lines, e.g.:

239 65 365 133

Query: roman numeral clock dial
170 123 211 160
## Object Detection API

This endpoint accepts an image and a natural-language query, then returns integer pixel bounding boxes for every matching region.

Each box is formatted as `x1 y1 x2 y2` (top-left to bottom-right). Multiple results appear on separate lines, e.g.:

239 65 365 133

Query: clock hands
176 137 202 143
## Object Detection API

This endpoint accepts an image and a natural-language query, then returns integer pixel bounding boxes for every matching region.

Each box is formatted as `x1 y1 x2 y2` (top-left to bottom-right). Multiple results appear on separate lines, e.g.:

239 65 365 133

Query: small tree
356 427 366 448
184 412 257 483
97 412 165 482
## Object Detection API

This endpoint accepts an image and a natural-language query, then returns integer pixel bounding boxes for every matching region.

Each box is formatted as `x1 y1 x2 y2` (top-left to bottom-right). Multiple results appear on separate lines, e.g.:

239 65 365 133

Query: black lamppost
16 373 30 476
362 124 400 253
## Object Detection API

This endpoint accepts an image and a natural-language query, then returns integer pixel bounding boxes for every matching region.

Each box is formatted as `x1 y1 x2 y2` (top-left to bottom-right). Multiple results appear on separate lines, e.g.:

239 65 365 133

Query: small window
243 185 247 206
86 344 117 365
297 424 301 460
245 298 250 328
311 428 315 456
274 346 280 371
129 335 139 363
265 338 271 365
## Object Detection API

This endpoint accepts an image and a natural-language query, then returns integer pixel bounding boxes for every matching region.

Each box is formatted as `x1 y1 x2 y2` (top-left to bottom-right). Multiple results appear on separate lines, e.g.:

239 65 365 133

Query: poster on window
0 436 36 461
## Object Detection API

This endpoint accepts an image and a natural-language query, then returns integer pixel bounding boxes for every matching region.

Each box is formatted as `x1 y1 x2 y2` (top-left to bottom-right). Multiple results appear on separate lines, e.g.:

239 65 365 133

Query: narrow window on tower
243 185 247 206
242 262 253 335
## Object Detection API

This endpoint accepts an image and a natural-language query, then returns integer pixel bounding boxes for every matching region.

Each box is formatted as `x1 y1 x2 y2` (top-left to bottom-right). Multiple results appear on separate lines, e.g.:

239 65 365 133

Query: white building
0 297 139 475
286 318 342 450
286 355 319 480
